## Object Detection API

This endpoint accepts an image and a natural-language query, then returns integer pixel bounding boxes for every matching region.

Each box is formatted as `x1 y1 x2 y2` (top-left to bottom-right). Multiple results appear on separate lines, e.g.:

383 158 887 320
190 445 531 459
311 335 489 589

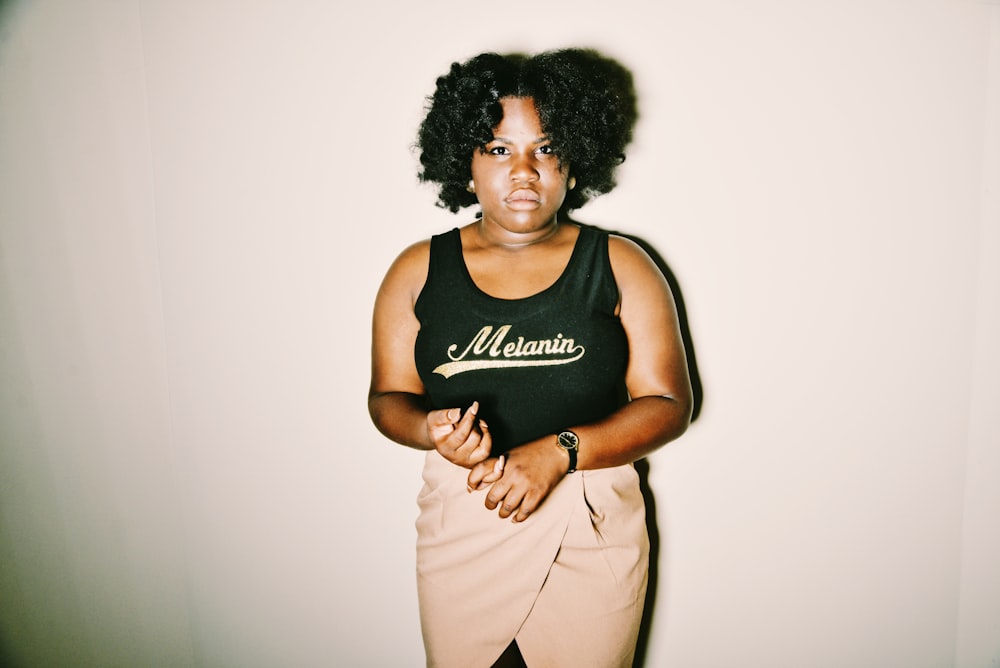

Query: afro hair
416 48 638 213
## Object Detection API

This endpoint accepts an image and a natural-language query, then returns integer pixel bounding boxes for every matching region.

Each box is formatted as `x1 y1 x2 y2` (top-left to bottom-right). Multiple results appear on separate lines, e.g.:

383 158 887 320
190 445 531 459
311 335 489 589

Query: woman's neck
474 218 561 251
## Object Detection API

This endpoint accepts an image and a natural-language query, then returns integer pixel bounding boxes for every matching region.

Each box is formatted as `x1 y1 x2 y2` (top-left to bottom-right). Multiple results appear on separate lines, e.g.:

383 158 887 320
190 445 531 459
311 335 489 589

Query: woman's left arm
573 234 693 469
469 235 692 520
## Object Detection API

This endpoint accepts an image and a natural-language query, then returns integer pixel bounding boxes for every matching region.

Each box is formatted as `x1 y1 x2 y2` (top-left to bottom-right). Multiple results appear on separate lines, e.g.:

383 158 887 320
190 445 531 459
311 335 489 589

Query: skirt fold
416 452 648 668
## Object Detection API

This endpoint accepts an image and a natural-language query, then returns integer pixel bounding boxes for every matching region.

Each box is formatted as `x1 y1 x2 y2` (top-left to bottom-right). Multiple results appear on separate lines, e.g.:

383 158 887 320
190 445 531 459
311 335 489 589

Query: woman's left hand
472 438 568 523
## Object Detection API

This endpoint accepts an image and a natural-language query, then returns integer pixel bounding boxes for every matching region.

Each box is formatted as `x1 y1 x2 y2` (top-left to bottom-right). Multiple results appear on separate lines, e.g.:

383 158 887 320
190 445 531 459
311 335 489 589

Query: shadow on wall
574 220 704 668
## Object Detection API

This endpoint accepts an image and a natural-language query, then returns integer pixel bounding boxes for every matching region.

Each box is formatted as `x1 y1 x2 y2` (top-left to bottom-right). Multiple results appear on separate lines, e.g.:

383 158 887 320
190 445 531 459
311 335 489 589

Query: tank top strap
558 224 619 313
423 227 465 292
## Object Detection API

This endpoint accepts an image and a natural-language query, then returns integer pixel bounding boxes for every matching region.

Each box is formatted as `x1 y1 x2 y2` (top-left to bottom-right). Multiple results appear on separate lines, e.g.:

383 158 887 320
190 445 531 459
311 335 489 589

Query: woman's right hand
426 401 492 469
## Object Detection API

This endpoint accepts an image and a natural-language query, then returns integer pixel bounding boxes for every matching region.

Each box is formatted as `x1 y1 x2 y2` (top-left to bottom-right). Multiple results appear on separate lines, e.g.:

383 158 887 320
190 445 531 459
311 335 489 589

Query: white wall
0 1 997 667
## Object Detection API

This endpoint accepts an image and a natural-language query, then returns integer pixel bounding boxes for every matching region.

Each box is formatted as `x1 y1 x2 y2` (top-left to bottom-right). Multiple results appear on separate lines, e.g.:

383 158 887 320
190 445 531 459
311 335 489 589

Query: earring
466 180 476 193
568 176 577 191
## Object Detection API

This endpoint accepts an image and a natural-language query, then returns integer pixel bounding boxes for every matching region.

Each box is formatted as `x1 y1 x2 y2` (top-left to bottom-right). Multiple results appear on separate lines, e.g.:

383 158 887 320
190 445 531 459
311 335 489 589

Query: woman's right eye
487 146 509 155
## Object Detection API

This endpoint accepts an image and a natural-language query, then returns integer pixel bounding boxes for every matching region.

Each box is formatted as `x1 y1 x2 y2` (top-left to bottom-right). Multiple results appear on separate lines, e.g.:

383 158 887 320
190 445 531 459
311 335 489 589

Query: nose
509 152 539 182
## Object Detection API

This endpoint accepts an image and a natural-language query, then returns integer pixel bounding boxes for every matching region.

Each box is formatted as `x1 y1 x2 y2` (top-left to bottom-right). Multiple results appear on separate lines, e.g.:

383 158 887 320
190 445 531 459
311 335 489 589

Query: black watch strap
556 430 579 474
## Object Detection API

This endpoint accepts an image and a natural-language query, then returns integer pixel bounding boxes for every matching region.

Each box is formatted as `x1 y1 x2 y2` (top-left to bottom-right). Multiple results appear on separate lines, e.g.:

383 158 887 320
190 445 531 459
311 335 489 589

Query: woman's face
470 97 570 240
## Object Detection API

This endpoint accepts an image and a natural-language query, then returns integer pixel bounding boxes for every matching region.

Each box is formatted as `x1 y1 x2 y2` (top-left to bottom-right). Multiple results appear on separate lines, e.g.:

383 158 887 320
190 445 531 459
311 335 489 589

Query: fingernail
469 401 479 415
494 456 505 473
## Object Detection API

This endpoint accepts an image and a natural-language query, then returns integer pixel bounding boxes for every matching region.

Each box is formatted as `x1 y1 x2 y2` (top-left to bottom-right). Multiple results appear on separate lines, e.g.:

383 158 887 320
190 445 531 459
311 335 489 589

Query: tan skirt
415 451 649 668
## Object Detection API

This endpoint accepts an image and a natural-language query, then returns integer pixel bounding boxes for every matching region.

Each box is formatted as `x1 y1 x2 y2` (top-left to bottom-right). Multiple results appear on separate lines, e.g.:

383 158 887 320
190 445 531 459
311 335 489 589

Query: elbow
367 391 381 426
655 390 692 444
669 397 693 442
367 390 394 434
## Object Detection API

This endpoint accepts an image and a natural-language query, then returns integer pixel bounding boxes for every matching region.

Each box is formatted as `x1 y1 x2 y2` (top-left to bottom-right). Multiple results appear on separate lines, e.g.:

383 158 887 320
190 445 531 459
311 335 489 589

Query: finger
457 419 492 468
496 487 526 520
445 401 479 445
513 491 540 523
426 408 462 445
512 508 533 523
466 457 499 491
471 419 492 460
466 456 497 491
427 407 461 429
476 455 507 491
484 478 511 511
477 454 504 488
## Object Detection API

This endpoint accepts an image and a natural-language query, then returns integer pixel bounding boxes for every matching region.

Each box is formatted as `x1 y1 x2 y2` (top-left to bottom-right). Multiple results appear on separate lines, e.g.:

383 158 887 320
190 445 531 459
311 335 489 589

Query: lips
506 189 540 203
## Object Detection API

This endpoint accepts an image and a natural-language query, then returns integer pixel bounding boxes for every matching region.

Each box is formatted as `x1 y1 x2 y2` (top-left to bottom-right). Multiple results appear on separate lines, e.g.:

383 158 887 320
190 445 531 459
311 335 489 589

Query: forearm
572 395 691 470
368 391 433 450
479 394 690 521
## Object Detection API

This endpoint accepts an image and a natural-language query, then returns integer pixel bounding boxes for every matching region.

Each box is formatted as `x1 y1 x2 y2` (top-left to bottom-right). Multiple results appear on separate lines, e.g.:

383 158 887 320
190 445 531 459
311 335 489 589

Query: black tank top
414 224 629 456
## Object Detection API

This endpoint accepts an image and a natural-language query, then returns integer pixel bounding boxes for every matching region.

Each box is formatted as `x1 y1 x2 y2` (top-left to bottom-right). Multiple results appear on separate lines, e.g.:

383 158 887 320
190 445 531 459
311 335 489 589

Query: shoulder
376 238 433 307
391 237 433 272
607 233 665 284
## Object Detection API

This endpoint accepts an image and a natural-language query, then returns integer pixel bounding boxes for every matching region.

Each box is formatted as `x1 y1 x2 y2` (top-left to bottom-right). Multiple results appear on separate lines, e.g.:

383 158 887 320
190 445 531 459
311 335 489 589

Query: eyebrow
490 135 551 144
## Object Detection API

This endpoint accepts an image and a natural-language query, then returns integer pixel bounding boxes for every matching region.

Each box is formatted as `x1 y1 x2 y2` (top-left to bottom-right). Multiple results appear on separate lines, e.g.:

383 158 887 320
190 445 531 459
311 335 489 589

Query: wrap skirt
415 451 649 668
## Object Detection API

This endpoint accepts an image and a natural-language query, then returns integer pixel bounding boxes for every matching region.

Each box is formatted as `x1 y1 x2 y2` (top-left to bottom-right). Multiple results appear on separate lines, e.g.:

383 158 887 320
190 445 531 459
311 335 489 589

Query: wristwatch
556 430 579 474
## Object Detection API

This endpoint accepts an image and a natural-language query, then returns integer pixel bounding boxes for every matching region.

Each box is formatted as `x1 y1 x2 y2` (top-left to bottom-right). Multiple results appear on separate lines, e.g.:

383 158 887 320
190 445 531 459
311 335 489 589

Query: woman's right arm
368 241 493 466
369 241 435 449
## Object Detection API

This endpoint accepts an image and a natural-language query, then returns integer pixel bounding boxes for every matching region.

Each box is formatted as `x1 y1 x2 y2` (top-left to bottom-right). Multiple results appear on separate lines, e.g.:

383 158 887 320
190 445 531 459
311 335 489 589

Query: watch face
558 431 579 450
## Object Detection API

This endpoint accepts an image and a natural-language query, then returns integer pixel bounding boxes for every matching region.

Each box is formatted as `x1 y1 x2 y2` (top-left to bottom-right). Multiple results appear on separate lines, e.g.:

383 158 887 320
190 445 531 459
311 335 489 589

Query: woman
369 49 692 668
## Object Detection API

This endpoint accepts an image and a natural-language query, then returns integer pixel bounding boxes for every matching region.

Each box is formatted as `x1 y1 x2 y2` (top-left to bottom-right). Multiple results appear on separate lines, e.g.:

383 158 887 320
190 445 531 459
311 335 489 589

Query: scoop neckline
454 223 586 303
